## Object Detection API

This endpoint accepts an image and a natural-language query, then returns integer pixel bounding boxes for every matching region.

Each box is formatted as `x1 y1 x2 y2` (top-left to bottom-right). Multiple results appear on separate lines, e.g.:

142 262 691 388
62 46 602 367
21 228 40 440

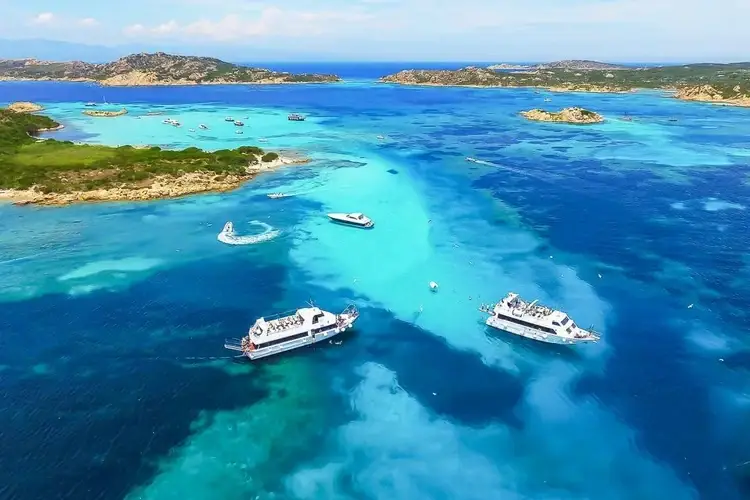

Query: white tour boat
327 212 374 228
224 304 359 360
479 292 600 345
267 193 289 199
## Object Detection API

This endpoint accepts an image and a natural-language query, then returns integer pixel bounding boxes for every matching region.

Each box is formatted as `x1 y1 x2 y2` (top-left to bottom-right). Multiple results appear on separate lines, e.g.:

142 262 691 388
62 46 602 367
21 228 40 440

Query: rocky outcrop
82 108 128 117
520 107 604 124
7 101 44 113
674 85 750 106
0 52 341 86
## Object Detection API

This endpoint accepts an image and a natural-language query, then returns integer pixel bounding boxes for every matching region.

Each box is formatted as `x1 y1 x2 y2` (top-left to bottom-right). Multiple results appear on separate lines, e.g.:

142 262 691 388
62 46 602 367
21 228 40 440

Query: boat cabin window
312 312 324 324
552 321 560 326
561 317 570 326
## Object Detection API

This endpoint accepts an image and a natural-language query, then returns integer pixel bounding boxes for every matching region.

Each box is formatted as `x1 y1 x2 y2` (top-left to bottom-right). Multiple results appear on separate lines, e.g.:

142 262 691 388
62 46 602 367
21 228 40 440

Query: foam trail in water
217 220 280 245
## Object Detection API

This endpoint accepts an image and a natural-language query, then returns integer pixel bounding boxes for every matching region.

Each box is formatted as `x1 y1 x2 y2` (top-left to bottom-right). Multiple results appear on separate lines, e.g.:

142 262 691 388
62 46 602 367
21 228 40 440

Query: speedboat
224 303 359 361
466 157 479 163
258 138 268 143
225 116 234 122
267 193 288 199
85 102 97 107
234 121 244 126
288 113 306 121
479 292 600 345
235 130 243 134
189 128 196 132
199 124 208 130
327 212 374 228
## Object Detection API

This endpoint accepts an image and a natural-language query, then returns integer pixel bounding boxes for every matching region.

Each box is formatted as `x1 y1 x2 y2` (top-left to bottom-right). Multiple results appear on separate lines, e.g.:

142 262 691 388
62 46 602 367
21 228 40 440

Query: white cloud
123 23 146 35
31 12 54 25
122 7 374 41
78 17 99 27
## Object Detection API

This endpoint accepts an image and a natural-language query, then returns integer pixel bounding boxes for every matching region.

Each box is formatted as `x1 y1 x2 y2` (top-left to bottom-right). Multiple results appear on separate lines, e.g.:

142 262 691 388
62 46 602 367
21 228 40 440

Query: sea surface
1 64 750 500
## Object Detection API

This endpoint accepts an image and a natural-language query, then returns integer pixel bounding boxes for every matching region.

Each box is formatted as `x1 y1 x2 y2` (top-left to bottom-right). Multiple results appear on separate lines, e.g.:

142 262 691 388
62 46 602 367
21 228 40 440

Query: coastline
378 80 749 106
0 153 310 206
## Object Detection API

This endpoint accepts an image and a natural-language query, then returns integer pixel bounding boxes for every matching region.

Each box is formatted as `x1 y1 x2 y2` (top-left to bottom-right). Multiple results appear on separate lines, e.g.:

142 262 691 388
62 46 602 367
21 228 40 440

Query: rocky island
82 108 128 117
0 108 306 206
380 61 750 106
520 107 604 124
0 52 341 86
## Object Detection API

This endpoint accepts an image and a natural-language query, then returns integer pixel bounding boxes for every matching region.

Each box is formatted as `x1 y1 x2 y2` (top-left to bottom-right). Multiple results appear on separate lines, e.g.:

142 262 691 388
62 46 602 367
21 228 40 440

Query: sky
0 0 749 62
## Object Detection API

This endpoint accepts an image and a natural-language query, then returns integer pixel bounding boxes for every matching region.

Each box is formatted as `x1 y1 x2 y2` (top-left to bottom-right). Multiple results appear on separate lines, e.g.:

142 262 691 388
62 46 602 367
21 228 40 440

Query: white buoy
429 281 439 291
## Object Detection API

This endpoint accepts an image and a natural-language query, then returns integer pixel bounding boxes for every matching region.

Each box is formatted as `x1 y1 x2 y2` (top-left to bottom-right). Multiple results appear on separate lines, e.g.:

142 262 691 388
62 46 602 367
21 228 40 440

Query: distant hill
537 60 631 70
488 60 631 71
0 52 341 86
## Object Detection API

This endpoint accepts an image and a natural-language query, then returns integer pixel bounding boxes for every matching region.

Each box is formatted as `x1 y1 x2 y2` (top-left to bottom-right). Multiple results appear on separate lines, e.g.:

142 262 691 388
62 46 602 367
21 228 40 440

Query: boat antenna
306 298 316 308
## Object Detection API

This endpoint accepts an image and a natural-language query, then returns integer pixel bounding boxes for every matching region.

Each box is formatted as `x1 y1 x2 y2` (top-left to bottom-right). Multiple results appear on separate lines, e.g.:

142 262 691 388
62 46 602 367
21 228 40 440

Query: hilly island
0 108 303 205
0 52 341 86
380 60 750 106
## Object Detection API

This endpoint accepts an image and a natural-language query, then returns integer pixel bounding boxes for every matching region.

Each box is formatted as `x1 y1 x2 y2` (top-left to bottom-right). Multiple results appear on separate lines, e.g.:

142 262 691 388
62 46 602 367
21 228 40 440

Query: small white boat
328 212 374 228
258 138 268 143
267 193 289 199
234 121 244 127
377 135 385 140
466 157 479 163
225 116 234 122
224 303 359 361
236 130 243 134
188 128 195 132
84 102 97 107
429 281 439 291
199 124 208 130
544 98 552 102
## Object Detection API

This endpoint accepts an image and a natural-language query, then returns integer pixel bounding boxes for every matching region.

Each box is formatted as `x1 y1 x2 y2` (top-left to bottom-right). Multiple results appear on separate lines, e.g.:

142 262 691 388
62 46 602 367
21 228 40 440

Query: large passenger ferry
224 304 359 360
479 292 600 345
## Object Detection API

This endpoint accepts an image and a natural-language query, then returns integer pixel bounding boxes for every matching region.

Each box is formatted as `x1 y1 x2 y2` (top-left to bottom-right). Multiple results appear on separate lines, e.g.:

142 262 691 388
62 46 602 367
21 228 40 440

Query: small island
379 61 750 106
82 108 128 117
0 108 306 206
520 107 604 124
0 52 341 86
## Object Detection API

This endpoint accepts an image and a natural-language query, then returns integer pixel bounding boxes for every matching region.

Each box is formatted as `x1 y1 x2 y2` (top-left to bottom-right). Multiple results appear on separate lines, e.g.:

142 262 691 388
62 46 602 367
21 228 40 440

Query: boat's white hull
485 316 597 345
327 214 374 228
243 318 356 360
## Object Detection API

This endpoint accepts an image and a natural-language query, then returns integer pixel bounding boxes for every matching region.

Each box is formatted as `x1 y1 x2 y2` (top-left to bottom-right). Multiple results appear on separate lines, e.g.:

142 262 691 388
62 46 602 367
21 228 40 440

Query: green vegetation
0 109 269 193
261 152 279 162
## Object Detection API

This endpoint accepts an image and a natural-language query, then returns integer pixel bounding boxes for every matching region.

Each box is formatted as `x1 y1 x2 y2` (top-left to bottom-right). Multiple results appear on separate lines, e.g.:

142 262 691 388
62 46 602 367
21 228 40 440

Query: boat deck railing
224 338 245 352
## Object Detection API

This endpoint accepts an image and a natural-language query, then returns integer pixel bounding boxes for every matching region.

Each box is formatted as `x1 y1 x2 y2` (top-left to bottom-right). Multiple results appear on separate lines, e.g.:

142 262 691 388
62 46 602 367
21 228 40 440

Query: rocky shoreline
0 153 310 206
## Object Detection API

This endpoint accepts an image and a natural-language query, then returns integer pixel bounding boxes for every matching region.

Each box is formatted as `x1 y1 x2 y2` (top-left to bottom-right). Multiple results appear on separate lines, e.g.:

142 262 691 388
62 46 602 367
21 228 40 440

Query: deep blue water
1 65 750 500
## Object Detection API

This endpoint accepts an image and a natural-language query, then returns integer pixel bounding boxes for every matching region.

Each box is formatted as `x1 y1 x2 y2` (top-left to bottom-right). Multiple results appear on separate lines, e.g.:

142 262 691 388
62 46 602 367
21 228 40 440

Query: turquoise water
1 78 750 500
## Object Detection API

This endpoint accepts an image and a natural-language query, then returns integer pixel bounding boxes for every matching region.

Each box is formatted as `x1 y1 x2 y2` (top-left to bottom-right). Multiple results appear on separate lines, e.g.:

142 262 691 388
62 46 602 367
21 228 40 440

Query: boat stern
337 304 359 329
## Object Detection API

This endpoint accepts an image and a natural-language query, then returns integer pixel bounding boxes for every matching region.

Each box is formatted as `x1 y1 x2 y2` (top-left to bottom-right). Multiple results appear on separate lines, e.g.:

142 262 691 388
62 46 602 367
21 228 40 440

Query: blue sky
1 0 748 61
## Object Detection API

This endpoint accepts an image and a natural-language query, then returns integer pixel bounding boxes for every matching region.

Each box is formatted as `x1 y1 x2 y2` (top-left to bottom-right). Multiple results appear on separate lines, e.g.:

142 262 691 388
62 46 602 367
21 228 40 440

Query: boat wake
217 221 280 245
466 157 500 167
